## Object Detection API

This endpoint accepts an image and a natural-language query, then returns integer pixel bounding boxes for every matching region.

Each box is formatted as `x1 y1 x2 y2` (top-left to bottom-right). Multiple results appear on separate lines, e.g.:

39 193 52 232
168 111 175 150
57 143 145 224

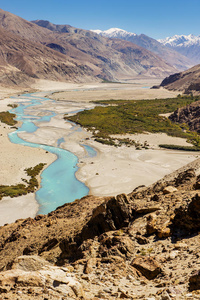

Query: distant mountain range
91 28 194 71
0 8 198 87
92 28 137 39
159 34 200 64
0 8 182 87
93 29 200 95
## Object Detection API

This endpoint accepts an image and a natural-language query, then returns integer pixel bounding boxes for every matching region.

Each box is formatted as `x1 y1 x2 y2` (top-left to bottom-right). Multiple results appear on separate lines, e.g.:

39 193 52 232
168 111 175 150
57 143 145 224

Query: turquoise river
8 93 96 215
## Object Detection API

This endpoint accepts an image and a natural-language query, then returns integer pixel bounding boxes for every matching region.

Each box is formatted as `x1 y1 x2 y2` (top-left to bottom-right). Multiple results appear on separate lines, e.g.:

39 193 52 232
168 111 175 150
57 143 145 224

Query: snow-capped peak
158 34 200 47
91 28 137 39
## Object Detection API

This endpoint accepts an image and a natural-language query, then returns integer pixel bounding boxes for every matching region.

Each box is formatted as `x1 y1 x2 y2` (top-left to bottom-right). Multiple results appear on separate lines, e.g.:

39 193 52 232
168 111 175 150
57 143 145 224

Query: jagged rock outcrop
0 255 85 299
189 270 200 291
1 161 200 298
169 100 200 133
173 192 200 234
131 256 162 280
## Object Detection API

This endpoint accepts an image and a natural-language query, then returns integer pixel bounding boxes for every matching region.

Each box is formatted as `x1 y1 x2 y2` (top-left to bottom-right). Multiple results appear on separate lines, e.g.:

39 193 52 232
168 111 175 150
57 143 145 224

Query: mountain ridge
160 63 200 94
159 34 200 64
0 9 179 85
91 27 194 71
0 25 95 86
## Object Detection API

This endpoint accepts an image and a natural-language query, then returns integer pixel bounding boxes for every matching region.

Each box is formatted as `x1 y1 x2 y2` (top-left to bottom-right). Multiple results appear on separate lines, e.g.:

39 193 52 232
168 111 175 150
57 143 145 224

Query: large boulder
189 270 200 291
131 256 162 280
173 193 200 233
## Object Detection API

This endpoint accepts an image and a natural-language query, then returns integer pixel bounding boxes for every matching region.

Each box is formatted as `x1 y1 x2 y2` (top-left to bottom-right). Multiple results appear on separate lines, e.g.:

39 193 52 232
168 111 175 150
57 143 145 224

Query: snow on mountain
91 28 137 39
158 34 200 64
91 28 194 71
159 34 200 48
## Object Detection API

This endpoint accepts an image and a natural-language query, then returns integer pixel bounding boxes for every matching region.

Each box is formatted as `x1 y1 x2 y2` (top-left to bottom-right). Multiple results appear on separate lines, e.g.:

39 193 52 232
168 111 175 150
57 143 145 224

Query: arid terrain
1 159 200 299
1 6 200 299
0 68 200 300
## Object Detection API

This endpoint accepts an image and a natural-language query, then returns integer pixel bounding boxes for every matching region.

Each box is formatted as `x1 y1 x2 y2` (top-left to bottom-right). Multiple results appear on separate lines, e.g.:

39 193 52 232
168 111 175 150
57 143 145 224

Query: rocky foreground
2 160 200 299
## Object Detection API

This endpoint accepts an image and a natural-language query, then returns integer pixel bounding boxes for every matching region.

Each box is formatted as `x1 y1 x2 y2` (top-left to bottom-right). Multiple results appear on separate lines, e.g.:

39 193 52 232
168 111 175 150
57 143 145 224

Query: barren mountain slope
160 64 200 94
0 9 177 81
128 34 194 71
92 28 194 71
0 26 94 86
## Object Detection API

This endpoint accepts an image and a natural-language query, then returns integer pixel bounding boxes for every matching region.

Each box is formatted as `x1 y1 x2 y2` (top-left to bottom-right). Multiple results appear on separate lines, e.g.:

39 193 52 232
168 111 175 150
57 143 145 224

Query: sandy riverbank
0 96 56 226
48 82 178 102
0 79 198 225
76 141 199 196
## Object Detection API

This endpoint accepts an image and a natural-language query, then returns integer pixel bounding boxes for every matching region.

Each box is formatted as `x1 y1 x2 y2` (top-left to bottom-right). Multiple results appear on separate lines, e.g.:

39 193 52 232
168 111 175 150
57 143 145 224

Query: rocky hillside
1 160 200 298
160 64 200 94
169 100 200 133
91 28 194 71
0 8 178 84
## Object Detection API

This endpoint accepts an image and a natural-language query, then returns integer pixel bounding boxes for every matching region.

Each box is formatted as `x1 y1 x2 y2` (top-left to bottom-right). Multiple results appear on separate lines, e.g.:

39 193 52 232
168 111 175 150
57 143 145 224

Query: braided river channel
8 93 96 215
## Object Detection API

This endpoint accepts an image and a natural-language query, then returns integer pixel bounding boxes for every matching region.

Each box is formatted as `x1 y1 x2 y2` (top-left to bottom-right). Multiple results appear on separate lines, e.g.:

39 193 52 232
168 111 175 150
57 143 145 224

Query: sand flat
76 141 199 196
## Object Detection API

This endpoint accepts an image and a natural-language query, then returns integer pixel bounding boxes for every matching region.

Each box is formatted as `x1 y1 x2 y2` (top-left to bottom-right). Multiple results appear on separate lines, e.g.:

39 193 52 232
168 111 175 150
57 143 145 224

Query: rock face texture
160 63 200 95
169 100 200 133
1 160 200 298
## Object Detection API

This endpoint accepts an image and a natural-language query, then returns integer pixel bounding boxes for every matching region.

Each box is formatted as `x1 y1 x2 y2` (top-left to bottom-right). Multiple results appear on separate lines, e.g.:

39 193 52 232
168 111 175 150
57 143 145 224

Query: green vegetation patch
0 163 46 200
66 95 200 148
0 111 17 126
7 104 18 109
159 144 200 151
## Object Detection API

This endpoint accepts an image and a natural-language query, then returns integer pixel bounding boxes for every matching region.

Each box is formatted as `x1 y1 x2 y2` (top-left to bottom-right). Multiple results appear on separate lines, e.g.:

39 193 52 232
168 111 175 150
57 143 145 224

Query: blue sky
0 0 200 39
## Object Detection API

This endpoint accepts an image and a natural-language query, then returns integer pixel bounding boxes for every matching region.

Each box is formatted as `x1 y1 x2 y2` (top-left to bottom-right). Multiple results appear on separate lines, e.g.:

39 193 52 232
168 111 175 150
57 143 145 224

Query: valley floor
0 78 199 225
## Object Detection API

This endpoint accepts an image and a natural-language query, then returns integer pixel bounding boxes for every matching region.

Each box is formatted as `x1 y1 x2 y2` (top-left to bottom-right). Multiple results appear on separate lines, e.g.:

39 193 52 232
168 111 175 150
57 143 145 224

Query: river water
8 93 96 214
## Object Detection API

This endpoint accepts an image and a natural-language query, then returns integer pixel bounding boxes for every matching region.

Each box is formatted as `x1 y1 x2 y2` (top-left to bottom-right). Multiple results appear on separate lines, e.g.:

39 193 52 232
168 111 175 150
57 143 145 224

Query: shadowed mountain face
0 8 178 86
0 25 94 86
91 28 194 71
160 64 200 95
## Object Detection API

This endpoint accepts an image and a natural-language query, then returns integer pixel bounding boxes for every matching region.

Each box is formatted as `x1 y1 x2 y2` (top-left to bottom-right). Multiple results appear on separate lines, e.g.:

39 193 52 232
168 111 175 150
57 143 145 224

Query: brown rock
136 235 149 245
81 194 132 239
16 273 45 287
174 241 188 250
12 255 50 272
173 193 200 233
157 227 171 239
131 256 162 280
146 215 157 235
136 206 161 214
84 257 96 274
189 270 200 291
0 270 19 292
163 186 178 194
